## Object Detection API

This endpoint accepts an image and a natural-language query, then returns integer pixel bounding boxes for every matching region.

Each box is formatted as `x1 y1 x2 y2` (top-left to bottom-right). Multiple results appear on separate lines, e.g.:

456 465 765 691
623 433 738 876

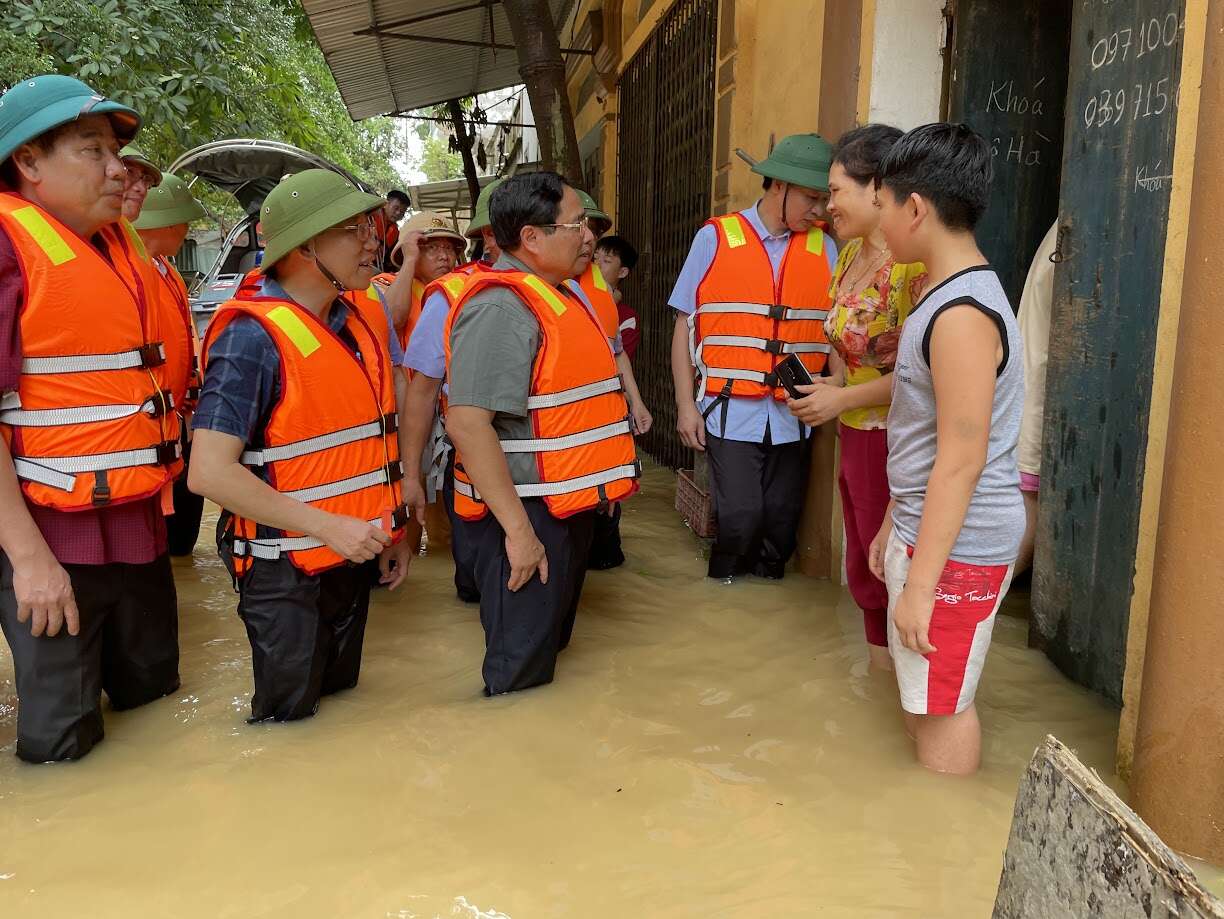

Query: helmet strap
309 247 347 292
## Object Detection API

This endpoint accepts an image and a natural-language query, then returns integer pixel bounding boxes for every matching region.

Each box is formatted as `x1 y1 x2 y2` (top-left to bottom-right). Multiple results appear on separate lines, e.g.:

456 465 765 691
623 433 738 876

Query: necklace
840 241 890 298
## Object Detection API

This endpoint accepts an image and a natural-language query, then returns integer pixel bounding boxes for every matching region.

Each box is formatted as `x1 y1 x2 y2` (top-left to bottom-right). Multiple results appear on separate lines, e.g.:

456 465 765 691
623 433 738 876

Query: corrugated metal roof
408 174 499 221
301 0 579 120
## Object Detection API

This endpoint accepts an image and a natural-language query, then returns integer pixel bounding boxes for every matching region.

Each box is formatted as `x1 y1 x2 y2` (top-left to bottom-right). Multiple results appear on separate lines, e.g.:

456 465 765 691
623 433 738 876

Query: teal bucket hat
751 133 833 191
133 174 205 230
0 74 140 164
260 169 385 269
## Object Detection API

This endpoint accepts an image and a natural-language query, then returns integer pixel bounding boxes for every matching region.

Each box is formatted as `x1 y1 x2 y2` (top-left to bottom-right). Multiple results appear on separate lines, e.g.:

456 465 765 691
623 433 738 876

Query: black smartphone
774 353 814 399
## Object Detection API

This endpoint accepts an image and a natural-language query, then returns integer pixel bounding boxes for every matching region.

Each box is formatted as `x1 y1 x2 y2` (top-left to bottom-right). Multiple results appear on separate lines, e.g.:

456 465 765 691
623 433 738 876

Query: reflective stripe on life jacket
692 212 833 401
201 293 405 575
0 195 180 508
443 269 639 521
152 254 200 434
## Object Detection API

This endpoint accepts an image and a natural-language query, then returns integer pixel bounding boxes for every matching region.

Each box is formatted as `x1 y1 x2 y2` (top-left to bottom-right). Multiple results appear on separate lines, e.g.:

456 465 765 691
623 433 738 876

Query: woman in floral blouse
788 124 926 670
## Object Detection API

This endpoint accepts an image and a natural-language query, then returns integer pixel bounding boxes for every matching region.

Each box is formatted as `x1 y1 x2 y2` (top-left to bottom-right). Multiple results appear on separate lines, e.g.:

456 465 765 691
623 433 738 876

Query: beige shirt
1017 223 1058 477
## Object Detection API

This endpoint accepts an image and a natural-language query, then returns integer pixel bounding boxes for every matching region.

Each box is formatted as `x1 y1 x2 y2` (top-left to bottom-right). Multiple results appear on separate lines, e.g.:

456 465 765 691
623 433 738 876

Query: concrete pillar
1130 0 1224 864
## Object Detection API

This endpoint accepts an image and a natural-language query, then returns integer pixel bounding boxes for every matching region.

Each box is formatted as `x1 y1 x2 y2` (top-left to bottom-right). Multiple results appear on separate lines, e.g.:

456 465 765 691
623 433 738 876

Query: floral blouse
824 238 927 430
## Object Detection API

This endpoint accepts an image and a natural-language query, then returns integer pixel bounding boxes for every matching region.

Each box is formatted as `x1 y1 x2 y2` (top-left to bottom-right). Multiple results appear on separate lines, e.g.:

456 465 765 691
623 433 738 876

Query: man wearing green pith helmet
189 168 413 724
133 173 209 556
669 134 839 581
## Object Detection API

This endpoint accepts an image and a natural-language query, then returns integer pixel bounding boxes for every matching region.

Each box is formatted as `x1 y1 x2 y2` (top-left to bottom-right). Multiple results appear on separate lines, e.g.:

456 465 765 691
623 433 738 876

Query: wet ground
0 464 1218 917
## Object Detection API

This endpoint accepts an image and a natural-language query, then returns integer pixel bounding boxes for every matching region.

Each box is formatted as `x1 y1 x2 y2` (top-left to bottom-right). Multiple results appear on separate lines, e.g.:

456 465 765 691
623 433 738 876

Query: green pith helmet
0 74 140 164
132 174 205 230
751 133 833 191
120 145 162 185
259 169 385 269
577 189 611 235
466 178 504 239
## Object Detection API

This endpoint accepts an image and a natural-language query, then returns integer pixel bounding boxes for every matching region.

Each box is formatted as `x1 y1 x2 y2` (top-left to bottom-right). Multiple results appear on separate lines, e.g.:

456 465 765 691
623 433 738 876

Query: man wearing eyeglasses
444 172 640 695
189 169 412 724
669 134 839 582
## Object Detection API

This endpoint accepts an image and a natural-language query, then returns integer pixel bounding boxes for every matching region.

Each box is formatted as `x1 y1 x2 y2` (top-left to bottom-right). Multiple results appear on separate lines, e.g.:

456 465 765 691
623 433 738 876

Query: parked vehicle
169 139 373 334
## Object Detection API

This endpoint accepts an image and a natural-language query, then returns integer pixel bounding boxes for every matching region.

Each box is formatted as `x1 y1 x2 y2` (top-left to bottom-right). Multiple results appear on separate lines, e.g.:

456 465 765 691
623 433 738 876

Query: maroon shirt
617 300 640 361
0 221 166 566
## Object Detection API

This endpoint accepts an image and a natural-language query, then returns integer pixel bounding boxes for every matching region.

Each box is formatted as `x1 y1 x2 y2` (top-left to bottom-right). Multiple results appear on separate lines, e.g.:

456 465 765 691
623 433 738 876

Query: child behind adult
867 123 1024 775
587 234 641 570
593 235 640 360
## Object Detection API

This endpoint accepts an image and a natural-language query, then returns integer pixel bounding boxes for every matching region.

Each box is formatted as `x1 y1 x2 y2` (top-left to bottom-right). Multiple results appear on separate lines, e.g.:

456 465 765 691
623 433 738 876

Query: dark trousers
228 550 376 723
443 453 481 602
587 503 625 570
705 432 807 579
455 500 595 695
166 443 205 557
0 553 180 763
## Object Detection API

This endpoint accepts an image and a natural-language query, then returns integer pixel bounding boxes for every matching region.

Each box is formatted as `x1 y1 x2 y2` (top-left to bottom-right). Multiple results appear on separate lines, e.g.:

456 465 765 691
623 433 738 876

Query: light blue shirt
404 289 450 378
404 271 622 381
668 203 837 445
368 285 405 367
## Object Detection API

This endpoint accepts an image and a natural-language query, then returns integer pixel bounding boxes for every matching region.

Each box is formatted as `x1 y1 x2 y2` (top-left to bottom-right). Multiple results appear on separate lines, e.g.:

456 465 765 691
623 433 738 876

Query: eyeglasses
330 216 377 241
125 168 155 189
534 217 591 234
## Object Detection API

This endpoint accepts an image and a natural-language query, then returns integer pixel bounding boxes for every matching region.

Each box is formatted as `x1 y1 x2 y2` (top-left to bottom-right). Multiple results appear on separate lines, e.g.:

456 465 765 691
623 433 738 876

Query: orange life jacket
421 260 487 313
151 254 200 420
569 263 620 348
201 292 406 575
692 212 833 401
444 269 639 521
0 195 180 509
371 271 424 351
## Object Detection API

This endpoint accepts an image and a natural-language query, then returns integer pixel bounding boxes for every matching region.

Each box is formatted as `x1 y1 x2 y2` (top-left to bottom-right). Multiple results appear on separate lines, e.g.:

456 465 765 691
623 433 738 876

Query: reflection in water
0 464 1216 916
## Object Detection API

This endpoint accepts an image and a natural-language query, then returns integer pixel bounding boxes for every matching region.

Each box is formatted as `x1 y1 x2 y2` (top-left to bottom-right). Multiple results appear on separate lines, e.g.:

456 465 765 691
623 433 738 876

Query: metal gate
616 0 717 469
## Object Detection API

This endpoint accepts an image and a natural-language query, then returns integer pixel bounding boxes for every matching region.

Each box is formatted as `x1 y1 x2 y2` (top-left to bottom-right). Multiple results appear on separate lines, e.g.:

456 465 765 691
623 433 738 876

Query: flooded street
0 463 1193 917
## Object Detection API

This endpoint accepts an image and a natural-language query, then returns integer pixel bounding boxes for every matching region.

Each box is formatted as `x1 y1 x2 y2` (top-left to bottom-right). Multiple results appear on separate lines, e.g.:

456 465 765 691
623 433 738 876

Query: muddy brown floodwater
0 463 1219 917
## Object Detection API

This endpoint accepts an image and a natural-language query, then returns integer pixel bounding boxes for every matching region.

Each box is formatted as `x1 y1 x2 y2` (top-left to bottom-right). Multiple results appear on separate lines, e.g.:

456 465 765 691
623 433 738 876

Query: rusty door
616 0 717 469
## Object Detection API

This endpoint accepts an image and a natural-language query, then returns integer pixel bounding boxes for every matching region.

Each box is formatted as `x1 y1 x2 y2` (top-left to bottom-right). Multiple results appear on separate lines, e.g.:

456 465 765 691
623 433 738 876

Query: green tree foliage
419 135 463 183
0 0 404 193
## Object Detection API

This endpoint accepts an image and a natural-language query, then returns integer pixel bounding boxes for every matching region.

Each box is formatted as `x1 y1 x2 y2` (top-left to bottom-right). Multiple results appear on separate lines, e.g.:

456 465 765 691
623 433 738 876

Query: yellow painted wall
719 0 827 211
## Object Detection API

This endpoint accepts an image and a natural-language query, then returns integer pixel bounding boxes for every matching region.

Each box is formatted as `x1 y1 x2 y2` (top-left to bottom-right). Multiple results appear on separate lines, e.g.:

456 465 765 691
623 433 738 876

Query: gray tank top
887 266 1024 565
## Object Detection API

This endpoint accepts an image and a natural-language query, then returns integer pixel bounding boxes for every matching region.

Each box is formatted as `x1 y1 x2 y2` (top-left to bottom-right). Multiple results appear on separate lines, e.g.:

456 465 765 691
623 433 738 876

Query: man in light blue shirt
669 134 837 580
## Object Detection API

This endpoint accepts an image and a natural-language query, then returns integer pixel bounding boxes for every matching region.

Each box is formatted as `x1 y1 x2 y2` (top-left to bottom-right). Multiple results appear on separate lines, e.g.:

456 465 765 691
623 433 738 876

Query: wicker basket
675 468 717 538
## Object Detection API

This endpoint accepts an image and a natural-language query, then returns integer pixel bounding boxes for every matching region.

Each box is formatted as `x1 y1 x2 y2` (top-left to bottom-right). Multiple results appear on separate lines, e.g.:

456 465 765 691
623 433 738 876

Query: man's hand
390 229 423 270
317 513 392 564
893 584 937 654
505 523 547 592
401 476 427 526
630 399 653 435
378 538 413 590
787 379 845 427
13 549 79 638
868 515 892 582
676 403 706 451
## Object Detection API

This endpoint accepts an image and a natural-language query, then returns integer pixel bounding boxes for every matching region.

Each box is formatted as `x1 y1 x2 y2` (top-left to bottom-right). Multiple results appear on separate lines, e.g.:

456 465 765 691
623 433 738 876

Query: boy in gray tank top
867 123 1024 776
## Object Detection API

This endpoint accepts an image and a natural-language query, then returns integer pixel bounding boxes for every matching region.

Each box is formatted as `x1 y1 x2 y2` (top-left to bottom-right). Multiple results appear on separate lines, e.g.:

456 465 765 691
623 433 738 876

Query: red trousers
838 424 891 646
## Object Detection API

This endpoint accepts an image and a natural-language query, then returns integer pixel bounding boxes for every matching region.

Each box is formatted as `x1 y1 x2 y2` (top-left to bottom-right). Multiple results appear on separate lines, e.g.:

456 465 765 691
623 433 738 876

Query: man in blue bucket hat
0 75 183 763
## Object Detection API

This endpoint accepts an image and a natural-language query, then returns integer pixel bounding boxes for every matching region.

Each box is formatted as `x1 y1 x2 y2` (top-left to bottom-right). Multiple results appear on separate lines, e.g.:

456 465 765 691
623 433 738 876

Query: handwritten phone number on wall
1090 12 1183 70
1082 78 1178 130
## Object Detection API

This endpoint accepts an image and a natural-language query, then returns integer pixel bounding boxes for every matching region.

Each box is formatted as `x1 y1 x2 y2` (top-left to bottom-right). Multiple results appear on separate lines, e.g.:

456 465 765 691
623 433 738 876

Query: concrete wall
866 0 945 129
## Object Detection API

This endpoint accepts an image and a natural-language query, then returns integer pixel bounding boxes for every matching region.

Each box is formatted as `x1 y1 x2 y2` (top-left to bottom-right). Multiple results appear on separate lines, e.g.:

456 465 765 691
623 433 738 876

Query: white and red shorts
884 528 1014 715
